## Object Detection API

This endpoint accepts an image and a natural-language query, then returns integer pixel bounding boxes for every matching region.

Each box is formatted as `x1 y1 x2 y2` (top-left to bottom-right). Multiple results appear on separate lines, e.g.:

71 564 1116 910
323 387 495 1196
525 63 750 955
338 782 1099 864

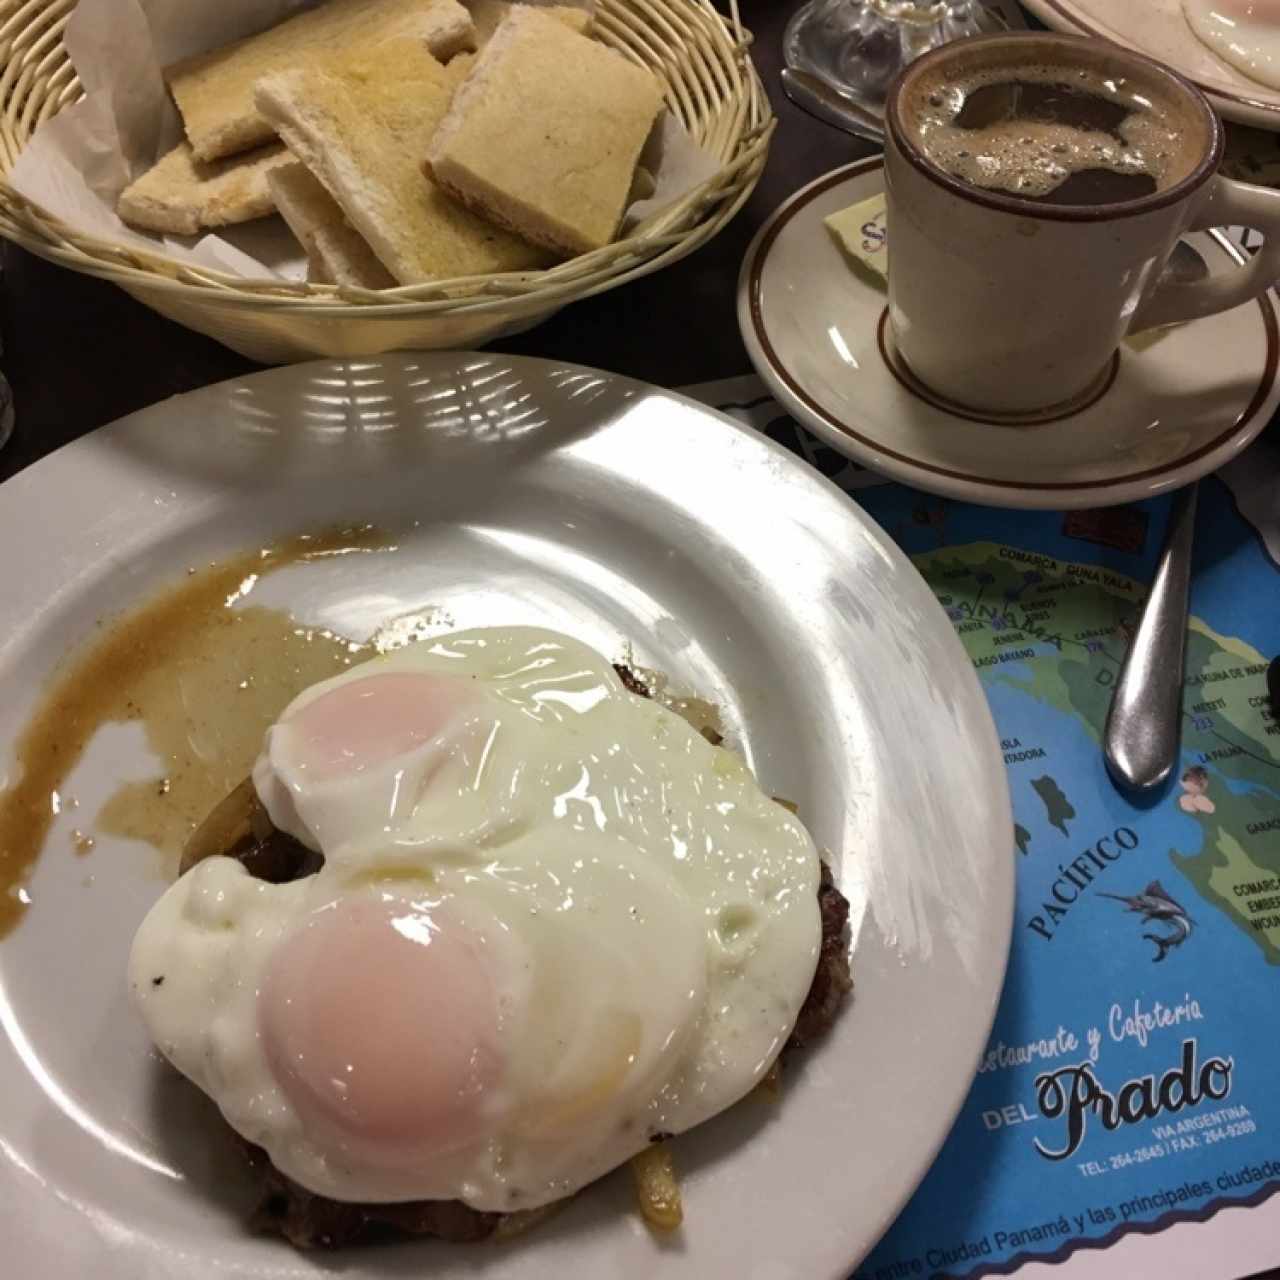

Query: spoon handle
779 69 885 144
1104 483 1198 793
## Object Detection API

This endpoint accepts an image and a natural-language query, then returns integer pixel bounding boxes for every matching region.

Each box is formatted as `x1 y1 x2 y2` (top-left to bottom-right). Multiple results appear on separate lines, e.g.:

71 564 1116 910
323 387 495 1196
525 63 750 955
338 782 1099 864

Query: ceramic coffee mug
884 32 1280 422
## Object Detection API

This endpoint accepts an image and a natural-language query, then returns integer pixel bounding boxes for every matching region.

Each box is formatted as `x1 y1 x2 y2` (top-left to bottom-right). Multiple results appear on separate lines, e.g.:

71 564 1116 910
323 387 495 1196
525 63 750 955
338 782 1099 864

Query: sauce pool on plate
0 526 393 936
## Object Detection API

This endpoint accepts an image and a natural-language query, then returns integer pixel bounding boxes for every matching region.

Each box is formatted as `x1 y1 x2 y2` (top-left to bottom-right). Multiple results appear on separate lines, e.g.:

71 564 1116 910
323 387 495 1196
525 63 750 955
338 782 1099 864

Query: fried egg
1184 0 1280 90
129 627 822 1210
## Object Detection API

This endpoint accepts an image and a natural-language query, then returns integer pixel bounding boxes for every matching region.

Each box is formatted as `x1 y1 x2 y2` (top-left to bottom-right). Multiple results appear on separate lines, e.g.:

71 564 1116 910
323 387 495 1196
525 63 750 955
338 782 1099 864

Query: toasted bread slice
425 7 663 256
117 141 291 235
167 0 476 163
468 0 592 44
255 40 549 284
269 160 395 289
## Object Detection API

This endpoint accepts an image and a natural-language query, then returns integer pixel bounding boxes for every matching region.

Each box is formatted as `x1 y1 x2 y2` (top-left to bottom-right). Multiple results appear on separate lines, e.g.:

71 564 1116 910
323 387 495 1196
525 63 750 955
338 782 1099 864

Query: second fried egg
129 627 822 1210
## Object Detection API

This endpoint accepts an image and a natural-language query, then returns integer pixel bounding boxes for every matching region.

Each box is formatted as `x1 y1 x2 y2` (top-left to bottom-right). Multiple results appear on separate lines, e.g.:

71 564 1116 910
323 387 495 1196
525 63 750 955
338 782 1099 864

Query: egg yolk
259 896 502 1169
284 672 466 780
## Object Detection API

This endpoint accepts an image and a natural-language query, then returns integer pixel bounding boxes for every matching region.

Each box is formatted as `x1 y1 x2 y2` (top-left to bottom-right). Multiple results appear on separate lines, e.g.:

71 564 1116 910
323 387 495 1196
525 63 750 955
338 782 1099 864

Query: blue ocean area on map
834 477 1280 1280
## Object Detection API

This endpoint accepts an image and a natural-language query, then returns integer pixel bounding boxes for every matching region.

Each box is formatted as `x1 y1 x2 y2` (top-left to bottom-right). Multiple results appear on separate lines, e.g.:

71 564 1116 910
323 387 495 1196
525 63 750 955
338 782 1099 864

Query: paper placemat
679 374 1280 1280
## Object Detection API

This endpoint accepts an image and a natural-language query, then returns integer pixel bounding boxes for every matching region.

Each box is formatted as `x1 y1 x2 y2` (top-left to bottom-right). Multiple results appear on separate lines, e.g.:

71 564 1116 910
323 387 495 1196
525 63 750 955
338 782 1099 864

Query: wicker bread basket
0 0 773 363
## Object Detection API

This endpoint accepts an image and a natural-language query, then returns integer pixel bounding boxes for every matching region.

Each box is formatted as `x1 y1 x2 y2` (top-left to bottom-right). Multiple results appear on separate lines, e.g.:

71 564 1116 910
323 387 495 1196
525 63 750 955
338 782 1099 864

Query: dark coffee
904 63 1189 207
950 80 1156 205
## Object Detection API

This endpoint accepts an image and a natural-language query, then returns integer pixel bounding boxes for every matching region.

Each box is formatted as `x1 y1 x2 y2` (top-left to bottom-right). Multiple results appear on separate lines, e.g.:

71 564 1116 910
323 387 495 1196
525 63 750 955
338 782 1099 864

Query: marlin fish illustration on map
1100 881 1194 963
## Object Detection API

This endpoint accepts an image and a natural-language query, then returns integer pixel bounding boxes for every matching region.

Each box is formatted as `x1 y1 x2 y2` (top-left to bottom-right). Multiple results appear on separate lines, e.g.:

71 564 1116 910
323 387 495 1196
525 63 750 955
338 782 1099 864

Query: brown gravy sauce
0 527 391 938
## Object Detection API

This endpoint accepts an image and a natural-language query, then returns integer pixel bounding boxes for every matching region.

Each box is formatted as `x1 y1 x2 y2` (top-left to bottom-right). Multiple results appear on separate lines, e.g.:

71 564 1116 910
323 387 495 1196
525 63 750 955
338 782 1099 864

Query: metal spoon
780 68 886 144
1104 482 1199 793
1102 241 1208 792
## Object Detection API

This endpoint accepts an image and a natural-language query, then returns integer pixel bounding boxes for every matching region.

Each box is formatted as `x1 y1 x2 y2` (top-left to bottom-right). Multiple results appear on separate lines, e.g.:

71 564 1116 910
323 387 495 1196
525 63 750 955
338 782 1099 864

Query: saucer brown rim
885 32 1224 223
745 158 1279 493
876 309 1121 425
1032 0 1280 114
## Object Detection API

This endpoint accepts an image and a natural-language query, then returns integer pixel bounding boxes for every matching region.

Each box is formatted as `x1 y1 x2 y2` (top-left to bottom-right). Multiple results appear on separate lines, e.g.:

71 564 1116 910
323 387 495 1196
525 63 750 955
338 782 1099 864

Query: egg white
1184 0 1280 90
129 628 823 1210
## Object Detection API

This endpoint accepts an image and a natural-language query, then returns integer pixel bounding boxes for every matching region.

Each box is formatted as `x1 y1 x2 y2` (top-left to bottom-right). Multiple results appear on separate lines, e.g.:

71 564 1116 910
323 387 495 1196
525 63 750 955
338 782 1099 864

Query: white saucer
738 158 1280 510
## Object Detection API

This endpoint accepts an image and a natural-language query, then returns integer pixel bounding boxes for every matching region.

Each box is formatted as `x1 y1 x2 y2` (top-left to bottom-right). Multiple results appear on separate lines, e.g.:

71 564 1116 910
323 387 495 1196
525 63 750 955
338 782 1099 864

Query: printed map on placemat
853 482 1279 1280
919 534 1278 965
689 378 1280 1280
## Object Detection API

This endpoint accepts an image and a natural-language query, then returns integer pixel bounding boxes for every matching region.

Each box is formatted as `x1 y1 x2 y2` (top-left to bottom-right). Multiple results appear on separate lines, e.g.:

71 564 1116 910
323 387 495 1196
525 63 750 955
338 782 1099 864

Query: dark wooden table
0 0 872 483
2 7 1280 1276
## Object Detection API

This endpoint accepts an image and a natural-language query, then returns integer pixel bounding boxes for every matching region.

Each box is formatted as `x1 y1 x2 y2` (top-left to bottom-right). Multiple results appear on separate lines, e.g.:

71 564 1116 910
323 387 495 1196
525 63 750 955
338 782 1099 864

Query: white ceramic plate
0 354 1013 1280
738 158 1280 510
1022 0 1280 130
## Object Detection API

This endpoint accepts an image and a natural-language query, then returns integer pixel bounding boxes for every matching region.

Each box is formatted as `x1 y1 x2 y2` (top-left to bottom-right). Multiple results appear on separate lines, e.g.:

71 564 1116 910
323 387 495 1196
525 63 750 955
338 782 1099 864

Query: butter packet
824 193 888 288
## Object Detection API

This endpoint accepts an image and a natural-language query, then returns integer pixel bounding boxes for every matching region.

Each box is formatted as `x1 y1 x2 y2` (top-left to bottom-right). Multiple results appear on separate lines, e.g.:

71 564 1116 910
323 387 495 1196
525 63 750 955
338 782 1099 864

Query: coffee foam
904 60 1201 202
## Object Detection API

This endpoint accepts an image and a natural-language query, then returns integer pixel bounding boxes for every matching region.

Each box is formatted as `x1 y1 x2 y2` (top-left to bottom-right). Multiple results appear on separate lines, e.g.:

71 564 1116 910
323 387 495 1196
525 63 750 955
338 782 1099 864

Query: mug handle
1130 176 1280 333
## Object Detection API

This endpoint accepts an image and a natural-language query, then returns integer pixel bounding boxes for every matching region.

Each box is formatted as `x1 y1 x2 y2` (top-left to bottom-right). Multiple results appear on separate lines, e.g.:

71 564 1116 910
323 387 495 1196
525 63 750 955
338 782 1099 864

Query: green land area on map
914 541 1280 964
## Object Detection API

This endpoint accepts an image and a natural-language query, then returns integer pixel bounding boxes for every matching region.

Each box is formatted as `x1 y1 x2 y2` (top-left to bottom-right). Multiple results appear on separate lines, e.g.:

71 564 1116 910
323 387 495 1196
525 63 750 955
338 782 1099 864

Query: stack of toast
118 0 665 289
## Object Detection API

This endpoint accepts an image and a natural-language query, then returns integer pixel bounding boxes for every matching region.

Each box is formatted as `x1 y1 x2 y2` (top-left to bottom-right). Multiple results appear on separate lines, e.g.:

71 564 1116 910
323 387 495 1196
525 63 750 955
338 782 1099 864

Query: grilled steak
238 859 851 1247
789 861 854 1052
245 1140 504 1248
198 664 852 1248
